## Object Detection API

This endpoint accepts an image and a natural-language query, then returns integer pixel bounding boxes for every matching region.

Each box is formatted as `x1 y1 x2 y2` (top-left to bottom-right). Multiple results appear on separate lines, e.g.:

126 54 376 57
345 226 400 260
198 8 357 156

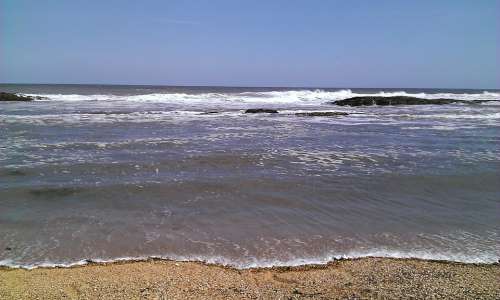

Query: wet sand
0 258 498 299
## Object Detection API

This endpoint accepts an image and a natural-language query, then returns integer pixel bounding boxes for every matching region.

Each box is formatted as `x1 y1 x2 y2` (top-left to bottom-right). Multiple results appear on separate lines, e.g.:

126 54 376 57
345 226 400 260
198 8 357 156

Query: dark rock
85 111 128 115
199 111 220 115
6 169 27 176
331 96 460 106
468 100 500 104
245 109 279 114
296 111 349 117
29 187 78 198
0 92 34 102
292 288 302 295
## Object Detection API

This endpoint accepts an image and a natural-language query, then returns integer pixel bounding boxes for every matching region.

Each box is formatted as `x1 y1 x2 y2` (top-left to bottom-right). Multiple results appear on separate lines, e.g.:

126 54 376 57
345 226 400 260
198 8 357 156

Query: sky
1 0 498 88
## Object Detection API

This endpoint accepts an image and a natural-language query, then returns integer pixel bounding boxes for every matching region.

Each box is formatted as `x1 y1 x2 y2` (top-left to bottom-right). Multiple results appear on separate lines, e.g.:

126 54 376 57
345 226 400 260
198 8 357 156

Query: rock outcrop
0 92 34 102
199 111 220 115
331 96 460 106
295 112 349 117
245 109 279 114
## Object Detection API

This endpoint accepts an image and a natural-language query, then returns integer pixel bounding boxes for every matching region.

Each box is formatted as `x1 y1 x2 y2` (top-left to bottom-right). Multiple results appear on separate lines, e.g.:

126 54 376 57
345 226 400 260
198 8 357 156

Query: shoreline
1 254 497 271
1 257 498 299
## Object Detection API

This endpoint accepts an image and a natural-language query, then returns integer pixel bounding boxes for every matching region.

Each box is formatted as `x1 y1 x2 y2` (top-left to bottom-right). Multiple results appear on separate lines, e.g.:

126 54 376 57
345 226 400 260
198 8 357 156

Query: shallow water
0 84 499 268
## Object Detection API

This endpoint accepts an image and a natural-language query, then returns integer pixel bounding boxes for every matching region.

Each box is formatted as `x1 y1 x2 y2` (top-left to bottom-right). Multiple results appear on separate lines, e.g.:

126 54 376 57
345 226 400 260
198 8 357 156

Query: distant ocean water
0 84 499 269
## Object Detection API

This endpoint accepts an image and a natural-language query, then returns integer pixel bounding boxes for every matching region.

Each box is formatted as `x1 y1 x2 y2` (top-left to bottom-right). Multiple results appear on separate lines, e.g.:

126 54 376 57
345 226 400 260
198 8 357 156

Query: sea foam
1 249 497 270
26 89 500 106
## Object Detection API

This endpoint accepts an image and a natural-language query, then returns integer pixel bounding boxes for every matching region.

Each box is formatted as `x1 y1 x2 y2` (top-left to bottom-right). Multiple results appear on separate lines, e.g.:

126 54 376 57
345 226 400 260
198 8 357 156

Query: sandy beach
0 257 498 299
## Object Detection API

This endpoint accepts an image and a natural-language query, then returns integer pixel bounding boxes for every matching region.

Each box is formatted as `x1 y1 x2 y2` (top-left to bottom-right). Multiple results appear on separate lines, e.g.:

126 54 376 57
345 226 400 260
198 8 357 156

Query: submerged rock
0 92 34 102
295 111 349 117
468 100 500 104
245 109 279 114
331 96 460 106
29 187 79 198
5 169 27 176
199 111 220 115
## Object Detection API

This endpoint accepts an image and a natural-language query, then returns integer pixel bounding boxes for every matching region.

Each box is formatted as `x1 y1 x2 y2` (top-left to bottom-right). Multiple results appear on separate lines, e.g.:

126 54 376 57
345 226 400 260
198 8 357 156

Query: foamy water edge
1 250 498 270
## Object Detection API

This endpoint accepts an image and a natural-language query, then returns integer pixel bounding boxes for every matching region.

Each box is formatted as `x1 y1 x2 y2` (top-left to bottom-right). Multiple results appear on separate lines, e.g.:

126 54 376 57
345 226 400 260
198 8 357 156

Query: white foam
0 249 499 270
25 90 500 106
1 249 497 270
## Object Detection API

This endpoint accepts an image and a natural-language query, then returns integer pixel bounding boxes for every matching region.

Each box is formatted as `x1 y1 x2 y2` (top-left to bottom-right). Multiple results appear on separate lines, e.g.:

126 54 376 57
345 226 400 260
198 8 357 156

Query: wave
379 112 500 120
1 250 497 270
413 112 500 120
26 89 500 105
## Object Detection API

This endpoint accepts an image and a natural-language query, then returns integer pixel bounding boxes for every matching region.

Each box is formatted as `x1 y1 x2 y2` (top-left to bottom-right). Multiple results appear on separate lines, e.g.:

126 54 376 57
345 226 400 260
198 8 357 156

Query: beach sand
0 257 498 299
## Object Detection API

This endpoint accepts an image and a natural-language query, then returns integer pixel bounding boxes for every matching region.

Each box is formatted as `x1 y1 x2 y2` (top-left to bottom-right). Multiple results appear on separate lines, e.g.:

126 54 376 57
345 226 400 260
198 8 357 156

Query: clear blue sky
1 0 498 88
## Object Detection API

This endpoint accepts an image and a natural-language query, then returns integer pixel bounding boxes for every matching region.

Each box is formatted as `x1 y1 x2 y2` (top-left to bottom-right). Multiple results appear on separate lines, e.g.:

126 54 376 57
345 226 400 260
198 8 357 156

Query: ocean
0 84 499 269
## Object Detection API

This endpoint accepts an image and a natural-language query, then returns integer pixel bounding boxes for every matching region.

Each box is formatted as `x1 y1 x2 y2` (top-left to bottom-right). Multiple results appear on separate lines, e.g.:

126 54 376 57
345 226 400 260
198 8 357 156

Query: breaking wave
26 89 500 106
1 250 497 270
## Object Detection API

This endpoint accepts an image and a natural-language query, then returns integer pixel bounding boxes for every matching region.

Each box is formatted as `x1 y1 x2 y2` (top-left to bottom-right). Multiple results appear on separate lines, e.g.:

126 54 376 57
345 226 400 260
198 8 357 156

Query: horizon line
1 82 499 91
